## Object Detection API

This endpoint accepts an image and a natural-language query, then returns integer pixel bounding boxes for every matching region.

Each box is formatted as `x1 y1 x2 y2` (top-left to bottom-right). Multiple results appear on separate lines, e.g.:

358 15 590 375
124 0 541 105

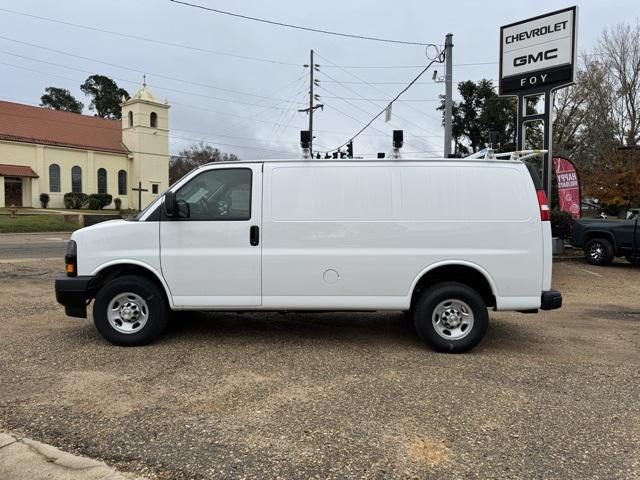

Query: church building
0 83 169 210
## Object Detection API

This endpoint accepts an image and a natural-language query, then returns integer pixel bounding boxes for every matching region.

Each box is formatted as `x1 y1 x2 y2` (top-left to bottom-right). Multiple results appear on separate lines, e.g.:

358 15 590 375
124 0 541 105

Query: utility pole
299 49 323 156
309 49 315 154
443 33 453 158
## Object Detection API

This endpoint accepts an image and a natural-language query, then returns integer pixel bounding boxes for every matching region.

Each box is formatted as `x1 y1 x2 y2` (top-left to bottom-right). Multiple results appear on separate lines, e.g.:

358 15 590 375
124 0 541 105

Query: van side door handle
250 225 260 246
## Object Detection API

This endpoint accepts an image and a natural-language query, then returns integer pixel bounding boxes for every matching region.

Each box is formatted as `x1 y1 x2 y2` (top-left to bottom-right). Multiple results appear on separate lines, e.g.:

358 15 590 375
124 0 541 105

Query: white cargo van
55 156 561 353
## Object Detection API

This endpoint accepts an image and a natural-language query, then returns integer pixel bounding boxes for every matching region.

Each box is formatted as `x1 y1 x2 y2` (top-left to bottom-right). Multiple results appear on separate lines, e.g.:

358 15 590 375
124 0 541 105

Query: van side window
175 168 252 221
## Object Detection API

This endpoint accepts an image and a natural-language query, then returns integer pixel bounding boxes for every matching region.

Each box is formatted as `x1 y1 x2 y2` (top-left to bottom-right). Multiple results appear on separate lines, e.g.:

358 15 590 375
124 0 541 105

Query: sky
0 0 636 158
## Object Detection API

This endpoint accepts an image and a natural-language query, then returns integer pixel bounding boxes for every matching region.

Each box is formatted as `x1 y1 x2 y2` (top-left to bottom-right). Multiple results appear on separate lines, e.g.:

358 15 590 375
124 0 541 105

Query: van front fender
91 260 175 309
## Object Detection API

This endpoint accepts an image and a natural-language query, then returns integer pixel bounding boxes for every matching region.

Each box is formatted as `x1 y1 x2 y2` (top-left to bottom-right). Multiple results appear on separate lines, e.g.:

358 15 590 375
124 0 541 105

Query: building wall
0 140 130 209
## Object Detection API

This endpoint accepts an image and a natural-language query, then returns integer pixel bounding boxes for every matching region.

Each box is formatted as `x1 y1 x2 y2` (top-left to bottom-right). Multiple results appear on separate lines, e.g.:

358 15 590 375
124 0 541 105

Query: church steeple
120 79 170 208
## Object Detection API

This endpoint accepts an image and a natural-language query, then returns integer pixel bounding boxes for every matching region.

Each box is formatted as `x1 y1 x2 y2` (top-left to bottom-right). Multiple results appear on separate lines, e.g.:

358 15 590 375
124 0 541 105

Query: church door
4 178 22 207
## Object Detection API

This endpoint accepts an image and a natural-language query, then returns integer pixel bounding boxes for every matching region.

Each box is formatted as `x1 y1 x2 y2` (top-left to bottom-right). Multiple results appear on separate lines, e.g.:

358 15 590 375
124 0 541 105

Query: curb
0 431 146 479
553 255 584 262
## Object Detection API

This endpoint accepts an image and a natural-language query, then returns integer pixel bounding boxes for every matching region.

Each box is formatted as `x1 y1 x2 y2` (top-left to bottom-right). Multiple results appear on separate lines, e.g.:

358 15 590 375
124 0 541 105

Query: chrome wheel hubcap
589 243 604 261
432 299 474 340
107 292 149 334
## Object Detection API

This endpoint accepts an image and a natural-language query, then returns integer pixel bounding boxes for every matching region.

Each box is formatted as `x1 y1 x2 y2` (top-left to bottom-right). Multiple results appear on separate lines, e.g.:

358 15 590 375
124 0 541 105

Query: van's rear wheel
413 282 488 353
93 275 168 346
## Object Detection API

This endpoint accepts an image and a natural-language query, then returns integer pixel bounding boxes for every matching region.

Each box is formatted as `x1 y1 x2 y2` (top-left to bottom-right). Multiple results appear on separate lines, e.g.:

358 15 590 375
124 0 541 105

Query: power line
0 110 296 156
170 0 438 47
0 35 303 103
0 7 300 67
0 50 299 110
321 79 496 85
317 84 439 153
322 61 498 69
0 8 499 69
206 73 309 140
316 53 444 141
0 61 317 139
319 100 396 139
321 100 443 155
321 96 439 102
0 61 308 130
323 55 445 152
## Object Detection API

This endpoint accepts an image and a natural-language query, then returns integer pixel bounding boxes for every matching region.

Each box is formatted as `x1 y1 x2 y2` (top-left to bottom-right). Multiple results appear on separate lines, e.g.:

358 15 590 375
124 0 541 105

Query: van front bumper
540 289 562 310
55 275 94 319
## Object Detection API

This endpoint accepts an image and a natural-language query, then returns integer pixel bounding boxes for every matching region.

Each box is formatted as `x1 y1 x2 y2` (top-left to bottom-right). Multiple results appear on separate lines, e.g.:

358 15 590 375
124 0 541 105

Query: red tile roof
0 164 39 178
0 100 128 155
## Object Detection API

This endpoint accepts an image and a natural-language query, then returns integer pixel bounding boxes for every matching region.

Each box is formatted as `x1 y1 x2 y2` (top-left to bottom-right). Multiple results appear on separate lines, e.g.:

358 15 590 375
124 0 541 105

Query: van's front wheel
413 282 488 353
93 275 168 346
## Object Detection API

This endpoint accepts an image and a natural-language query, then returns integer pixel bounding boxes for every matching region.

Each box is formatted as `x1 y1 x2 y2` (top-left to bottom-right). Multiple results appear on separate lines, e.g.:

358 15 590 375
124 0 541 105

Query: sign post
499 6 578 196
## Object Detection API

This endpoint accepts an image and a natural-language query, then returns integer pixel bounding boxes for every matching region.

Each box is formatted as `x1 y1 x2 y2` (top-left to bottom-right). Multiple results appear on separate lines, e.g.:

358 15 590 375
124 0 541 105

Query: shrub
39 193 50 208
114 198 122 210
88 193 113 210
63 192 89 209
88 196 102 210
551 209 574 239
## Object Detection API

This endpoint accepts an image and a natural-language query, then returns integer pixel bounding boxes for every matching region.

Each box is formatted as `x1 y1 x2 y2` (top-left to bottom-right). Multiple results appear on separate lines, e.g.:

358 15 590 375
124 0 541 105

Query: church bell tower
121 79 170 209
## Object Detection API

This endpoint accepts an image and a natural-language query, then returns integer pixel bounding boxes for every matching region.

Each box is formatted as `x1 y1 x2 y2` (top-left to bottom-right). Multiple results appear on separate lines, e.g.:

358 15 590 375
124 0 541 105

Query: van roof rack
465 148 548 162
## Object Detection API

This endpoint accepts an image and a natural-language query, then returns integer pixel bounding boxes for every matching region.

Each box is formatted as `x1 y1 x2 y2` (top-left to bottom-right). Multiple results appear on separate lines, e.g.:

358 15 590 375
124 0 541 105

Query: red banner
553 157 581 218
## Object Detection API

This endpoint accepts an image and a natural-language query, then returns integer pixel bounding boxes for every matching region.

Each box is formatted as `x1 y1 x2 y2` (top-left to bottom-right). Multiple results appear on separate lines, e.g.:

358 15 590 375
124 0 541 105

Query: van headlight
65 240 77 277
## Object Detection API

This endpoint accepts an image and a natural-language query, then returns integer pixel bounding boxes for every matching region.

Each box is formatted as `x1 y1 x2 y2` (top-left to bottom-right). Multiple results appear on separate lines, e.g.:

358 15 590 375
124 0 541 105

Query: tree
438 79 532 155
80 75 129 119
170 142 239 184
40 87 84 113
595 21 640 146
581 148 640 213
553 58 619 170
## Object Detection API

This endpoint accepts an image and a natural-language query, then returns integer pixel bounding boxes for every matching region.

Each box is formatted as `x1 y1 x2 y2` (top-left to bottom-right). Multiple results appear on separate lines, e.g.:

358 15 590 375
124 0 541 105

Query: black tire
584 238 615 266
625 256 640 266
93 275 169 346
413 282 488 353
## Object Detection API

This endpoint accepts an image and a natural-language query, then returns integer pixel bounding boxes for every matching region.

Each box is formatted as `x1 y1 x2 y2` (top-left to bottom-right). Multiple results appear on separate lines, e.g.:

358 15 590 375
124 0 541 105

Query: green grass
0 207 138 215
0 215 79 233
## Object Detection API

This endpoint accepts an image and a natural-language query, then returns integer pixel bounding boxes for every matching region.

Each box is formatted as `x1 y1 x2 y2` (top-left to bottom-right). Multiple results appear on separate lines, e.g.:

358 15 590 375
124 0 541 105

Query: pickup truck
571 211 640 266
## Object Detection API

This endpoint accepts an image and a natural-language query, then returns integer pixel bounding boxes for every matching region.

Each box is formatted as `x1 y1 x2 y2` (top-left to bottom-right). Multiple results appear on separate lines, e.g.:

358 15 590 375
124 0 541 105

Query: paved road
0 233 70 260
0 258 638 479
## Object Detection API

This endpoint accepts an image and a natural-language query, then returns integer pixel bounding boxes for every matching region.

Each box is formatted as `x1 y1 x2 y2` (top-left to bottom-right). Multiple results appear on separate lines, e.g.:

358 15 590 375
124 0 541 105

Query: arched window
118 170 127 195
97 168 107 194
49 164 60 192
150 112 157 128
71 166 82 193
128 111 133 127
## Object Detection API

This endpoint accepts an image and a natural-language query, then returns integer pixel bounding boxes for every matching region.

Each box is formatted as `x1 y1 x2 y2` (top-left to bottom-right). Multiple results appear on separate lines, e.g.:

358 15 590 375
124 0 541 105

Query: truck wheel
585 238 614 266
413 282 488 353
93 275 168 346
626 256 640 266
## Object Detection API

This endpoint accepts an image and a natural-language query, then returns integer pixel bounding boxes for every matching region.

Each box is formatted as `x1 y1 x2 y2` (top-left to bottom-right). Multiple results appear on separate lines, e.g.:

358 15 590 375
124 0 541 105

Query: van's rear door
160 163 262 308
523 161 552 292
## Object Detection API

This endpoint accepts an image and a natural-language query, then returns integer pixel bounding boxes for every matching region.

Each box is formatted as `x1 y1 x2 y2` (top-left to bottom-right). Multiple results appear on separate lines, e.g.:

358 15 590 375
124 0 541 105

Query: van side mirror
164 191 190 219
164 191 177 217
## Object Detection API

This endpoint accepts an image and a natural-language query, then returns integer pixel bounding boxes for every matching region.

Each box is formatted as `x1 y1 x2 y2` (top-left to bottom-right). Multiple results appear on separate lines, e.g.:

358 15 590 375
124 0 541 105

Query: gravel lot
0 253 638 479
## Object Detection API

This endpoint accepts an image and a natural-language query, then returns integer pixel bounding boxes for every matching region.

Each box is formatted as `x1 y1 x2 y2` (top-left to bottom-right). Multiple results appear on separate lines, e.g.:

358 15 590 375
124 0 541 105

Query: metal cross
132 182 148 211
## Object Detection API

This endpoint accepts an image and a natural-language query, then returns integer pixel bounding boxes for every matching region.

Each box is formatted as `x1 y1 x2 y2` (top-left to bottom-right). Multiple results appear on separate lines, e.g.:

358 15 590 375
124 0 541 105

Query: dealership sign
499 6 577 95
